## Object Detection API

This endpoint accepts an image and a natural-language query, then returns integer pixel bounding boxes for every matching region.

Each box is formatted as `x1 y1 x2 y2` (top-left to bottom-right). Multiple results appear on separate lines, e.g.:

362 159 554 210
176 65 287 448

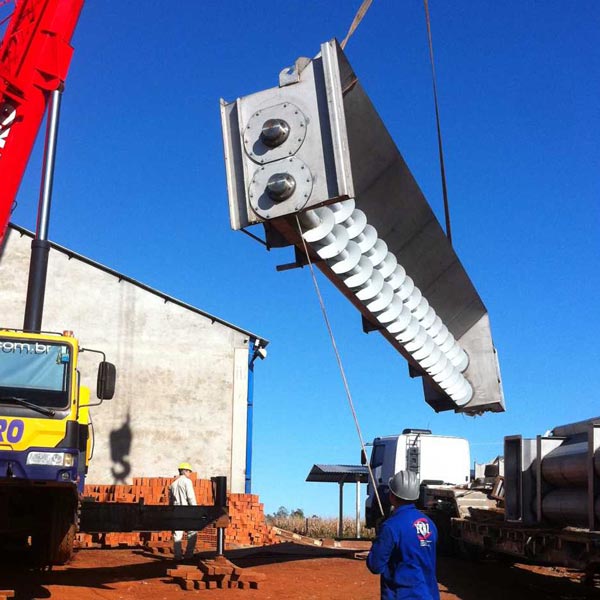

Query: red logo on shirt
413 518 432 541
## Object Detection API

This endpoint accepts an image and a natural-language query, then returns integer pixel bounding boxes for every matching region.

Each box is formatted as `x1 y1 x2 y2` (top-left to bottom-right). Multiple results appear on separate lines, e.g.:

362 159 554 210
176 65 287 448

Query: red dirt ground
1 543 598 599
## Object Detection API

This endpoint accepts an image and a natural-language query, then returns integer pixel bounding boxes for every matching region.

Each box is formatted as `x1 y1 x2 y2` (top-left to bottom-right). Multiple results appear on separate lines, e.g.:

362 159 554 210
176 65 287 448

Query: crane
0 0 83 245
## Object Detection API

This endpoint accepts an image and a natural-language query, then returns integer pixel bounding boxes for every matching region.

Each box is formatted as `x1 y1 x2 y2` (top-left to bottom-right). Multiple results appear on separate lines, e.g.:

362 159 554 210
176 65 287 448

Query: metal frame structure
306 464 368 538
80 476 230 556
503 418 600 530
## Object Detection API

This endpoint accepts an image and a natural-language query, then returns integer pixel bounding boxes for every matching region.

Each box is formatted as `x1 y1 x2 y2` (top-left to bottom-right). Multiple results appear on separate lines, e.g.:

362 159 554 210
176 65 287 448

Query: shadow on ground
0 543 361 600
1 545 598 600
437 556 600 600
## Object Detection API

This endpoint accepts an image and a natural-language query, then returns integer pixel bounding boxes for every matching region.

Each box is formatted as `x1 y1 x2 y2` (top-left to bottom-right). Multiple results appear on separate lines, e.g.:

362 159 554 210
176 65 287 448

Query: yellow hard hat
178 462 193 471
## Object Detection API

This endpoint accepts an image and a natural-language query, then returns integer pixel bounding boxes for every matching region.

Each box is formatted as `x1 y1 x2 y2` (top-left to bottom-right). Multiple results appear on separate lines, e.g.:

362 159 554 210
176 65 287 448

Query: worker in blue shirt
367 470 440 600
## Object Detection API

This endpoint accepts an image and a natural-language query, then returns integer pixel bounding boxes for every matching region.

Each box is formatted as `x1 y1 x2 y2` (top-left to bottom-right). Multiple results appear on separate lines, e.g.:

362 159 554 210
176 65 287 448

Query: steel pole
355 479 361 539
23 89 62 332
213 476 227 556
338 482 344 538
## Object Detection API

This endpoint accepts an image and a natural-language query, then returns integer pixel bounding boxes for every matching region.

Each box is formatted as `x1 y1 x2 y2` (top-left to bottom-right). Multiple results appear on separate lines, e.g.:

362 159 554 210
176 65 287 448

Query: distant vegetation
266 506 374 539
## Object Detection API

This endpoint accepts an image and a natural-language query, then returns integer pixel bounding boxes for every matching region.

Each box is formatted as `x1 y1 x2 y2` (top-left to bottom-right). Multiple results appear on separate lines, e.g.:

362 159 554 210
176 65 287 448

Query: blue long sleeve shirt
367 503 440 600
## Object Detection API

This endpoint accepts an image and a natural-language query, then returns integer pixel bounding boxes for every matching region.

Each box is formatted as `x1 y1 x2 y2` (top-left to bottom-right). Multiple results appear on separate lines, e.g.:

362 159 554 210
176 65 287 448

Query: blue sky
5 1 599 517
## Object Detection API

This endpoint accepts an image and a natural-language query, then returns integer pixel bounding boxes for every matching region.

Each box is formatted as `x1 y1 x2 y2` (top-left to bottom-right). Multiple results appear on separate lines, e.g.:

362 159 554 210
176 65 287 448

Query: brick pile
76 476 279 551
167 556 266 591
0 591 14 600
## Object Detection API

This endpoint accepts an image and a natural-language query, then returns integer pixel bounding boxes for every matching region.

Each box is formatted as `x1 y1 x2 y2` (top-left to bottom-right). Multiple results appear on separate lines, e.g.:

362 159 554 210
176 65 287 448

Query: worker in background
366 470 439 600
169 462 198 561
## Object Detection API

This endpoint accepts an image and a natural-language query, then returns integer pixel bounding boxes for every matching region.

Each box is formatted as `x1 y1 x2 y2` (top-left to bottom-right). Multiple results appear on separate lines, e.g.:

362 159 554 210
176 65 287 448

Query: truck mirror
360 449 368 466
97 361 116 400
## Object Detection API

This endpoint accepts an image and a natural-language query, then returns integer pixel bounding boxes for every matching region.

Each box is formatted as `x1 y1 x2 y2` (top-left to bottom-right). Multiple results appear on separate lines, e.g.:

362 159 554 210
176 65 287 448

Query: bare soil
0 543 598 599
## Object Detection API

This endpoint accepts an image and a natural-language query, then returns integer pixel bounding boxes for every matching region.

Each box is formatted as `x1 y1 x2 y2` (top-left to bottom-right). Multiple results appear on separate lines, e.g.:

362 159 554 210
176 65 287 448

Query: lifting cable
341 0 453 244
340 0 373 50
295 215 385 519
423 0 453 244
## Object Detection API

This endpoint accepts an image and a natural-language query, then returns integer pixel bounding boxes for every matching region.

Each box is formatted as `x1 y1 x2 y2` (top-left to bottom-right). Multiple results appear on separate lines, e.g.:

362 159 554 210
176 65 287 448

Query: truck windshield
0 339 71 410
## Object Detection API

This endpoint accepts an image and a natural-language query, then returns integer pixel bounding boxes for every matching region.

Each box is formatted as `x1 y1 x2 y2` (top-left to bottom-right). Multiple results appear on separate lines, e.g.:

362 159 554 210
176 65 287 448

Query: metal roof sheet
306 464 369 484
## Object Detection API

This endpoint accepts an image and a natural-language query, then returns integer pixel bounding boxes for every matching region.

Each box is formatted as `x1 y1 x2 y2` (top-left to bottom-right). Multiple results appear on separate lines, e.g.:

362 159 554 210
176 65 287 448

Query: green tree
290 508 305 518
274 506 289 518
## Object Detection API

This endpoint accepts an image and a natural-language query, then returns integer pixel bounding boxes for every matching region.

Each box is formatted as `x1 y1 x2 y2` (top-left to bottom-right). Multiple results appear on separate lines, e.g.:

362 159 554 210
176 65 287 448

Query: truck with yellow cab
0 328 115 565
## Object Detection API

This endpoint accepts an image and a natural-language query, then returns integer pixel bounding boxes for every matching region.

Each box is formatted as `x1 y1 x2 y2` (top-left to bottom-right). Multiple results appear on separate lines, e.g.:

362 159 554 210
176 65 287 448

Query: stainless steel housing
504 420 600 530
221 40 505 415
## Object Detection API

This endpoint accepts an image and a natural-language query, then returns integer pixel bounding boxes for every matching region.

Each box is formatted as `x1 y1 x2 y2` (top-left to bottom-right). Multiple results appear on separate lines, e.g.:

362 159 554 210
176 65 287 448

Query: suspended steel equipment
221 40 504 415
505 417 600 530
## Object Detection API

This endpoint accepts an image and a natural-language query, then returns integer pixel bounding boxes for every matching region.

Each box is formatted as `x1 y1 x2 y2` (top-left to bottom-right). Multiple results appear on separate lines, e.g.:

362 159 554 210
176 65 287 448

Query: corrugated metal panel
306 464 369 483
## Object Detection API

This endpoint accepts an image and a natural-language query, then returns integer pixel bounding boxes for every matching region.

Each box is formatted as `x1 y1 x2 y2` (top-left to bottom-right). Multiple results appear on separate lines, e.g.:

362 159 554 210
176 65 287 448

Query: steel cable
295 215 385 520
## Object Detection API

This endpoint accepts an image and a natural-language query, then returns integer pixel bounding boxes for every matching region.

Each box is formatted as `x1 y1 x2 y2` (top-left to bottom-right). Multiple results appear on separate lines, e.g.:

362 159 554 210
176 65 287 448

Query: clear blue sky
5 1 599 517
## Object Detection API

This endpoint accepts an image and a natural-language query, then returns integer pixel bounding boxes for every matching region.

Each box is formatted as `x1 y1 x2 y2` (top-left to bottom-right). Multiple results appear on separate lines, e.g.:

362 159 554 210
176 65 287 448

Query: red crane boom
0 0 83 245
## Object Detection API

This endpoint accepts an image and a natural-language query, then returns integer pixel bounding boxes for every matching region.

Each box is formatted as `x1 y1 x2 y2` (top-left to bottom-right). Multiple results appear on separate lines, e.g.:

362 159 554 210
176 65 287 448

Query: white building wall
0 227 260 492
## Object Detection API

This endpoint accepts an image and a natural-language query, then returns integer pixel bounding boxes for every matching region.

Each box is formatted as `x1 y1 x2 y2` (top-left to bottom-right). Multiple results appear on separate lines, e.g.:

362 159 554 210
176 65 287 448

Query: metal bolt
266 172 296 202
260 118 291 148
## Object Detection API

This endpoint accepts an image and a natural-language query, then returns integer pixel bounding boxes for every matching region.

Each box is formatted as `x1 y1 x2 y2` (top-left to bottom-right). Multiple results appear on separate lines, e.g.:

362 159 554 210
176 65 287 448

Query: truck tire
49 500 76 565
52 521 76 565
32 495 76 567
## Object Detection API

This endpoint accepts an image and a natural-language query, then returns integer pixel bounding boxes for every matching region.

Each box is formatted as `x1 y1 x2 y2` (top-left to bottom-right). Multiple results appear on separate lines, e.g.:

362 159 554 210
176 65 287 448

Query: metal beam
79 502 227 533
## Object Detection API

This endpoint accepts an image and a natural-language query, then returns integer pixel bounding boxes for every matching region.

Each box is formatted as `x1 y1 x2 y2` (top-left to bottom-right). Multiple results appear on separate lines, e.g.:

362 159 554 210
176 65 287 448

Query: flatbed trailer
451 512 600 572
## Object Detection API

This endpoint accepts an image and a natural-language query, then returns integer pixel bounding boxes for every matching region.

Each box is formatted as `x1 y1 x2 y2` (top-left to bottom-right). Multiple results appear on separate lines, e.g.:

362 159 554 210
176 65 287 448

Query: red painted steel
0 0 84 244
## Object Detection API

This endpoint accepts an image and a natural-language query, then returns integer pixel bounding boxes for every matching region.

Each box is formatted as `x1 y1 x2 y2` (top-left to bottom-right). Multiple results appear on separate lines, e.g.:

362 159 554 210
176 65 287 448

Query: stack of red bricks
0 591 14 600
167 556 266 591
76 475 279 550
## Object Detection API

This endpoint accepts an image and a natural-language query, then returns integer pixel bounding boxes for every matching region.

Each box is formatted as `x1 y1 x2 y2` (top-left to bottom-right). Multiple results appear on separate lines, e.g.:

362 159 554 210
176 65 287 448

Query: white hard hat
388 470 420 501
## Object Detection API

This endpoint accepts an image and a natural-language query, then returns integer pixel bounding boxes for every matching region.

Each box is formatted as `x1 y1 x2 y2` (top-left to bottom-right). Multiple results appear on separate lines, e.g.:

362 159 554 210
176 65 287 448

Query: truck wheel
49 503 76 565
32 498 76 567
52 521 76 565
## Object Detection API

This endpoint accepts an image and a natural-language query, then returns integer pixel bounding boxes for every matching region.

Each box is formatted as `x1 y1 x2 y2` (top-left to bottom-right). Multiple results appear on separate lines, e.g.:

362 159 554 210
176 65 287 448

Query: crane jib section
0 0 84 245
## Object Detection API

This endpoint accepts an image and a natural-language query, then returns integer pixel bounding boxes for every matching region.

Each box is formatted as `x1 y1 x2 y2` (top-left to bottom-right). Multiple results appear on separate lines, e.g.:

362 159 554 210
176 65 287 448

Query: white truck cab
365 429 470 528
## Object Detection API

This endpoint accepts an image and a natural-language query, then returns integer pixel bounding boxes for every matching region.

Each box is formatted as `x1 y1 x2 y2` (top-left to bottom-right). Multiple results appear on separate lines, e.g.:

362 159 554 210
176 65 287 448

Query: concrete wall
0 226 262 492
